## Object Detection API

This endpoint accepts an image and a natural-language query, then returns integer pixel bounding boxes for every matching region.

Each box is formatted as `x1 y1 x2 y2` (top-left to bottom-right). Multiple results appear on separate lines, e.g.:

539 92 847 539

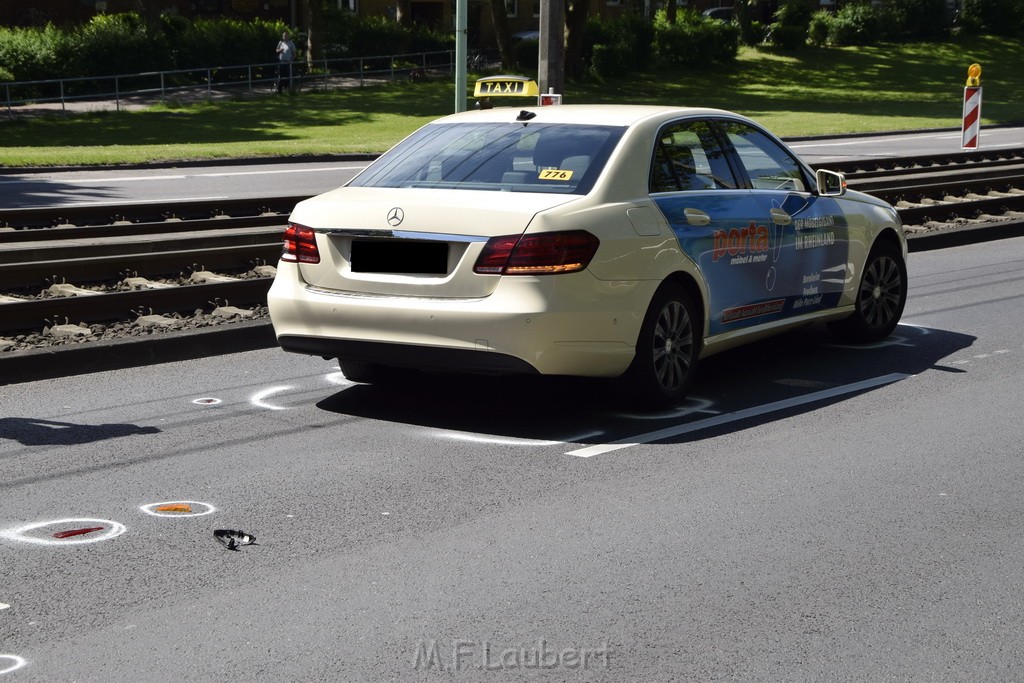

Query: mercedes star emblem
387 207 404 226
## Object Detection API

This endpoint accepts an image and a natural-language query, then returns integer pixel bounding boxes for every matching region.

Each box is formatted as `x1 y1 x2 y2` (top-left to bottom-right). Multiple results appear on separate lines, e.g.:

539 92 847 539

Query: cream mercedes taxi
268 103 907 407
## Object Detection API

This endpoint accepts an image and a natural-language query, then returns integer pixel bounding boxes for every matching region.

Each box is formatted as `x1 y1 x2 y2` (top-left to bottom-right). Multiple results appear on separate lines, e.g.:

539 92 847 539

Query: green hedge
653 9 740 67
0 12 453 83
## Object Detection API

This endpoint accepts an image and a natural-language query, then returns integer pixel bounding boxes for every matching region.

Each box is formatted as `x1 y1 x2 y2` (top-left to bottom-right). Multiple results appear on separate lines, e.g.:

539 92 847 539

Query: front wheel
621 283 701 408
829 240 907 342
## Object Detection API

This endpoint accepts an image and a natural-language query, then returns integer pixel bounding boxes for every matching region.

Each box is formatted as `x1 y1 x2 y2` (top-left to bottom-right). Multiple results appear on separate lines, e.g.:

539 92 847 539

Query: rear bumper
267 262 654 377
278 336 538 374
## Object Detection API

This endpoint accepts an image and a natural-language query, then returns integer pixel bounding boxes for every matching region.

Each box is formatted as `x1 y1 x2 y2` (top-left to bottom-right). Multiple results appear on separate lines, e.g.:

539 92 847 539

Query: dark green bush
73 13 171 75
829 2 884 45
808 10 832 46
769 24 807 49
768 0 812 49
653 9 740 66
171 17 288 69
589 43 629 78
584 14 654 74
0 66 14 82
511 38 539 70
958 0 1024 35
883 0 949 39
343 16 452 58
0 24 67 81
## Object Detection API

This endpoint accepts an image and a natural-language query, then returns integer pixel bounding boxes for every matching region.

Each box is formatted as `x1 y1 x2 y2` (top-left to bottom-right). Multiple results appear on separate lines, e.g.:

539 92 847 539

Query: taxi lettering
480 81 527 95
712 222 769 262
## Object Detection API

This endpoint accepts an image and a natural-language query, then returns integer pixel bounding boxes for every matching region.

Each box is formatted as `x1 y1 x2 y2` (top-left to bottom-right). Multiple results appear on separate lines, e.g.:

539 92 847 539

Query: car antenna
516 110 536 123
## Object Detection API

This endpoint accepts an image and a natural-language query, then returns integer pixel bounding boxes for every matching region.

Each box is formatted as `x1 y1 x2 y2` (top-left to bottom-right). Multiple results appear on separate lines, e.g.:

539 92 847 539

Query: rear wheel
338 360 396 384
829 240 907 342
622 283 701 408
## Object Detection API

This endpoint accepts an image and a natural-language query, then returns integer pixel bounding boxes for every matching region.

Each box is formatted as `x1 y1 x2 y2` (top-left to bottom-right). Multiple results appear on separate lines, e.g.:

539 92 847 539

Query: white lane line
789 133 961 149
251 386 294 411
0 603 9 611
203 166 366 177
71 175 187 182
48 166 366 184
566 373 911 458
432 431 565 447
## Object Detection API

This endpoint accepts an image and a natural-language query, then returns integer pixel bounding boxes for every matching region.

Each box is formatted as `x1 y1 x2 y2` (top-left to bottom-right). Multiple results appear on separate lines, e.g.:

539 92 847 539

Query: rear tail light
281 223 320 264
474 230 599 275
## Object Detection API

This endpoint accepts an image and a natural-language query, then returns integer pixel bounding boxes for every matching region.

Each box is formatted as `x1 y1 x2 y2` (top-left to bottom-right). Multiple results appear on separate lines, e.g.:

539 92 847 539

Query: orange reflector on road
155 504 193 513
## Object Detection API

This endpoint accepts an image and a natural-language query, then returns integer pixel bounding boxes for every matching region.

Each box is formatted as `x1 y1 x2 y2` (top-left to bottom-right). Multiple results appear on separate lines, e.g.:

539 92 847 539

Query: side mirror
815 169 847 197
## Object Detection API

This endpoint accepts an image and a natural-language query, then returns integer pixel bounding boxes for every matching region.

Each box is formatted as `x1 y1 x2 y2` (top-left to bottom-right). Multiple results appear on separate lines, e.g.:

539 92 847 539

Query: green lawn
1 35 1019 167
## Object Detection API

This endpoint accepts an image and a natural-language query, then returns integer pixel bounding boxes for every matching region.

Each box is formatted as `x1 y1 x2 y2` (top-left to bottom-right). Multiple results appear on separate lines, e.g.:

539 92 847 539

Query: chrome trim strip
304 285 486 302
314 228 489 243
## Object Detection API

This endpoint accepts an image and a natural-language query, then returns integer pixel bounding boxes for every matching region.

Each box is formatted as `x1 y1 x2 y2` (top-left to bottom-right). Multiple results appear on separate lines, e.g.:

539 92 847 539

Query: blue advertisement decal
654 190 849 336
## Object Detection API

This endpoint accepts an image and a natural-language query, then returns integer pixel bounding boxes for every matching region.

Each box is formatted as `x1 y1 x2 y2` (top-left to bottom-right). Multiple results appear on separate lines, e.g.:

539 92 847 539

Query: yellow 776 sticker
538 169 573 181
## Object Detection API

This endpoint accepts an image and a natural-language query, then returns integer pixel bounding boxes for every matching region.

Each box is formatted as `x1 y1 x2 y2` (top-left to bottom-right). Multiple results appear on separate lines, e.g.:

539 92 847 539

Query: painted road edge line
566 373 911 458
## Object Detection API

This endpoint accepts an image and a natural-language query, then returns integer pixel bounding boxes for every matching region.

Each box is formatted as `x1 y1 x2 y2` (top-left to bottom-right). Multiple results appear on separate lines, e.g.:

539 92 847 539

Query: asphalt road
2 126 1023 210
1 235 1023 680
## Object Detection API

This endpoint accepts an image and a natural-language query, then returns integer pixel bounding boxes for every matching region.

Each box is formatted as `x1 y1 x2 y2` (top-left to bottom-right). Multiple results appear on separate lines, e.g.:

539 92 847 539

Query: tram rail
1 150 1024 339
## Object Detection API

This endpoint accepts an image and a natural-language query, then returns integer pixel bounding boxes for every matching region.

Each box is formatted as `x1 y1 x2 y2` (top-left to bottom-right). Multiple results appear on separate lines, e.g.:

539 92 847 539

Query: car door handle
770 208 792 225
683 208 711 226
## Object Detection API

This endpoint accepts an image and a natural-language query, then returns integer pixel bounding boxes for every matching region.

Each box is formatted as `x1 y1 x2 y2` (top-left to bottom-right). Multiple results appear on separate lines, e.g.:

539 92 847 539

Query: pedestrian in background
276 31 296 93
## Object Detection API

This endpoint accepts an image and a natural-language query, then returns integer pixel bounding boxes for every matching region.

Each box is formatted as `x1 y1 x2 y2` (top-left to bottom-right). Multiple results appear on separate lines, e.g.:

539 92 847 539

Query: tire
829 240 907 343
622 282 701 408
338 360 395 384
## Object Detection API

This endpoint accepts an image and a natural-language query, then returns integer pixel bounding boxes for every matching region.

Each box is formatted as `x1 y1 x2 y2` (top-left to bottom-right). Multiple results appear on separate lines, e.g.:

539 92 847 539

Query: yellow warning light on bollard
966 63 982 87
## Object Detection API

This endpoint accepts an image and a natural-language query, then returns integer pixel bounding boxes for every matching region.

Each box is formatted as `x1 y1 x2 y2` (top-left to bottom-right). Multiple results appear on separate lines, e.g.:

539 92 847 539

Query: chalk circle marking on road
0 655 27 675
192 397 222 406
140 501 217 518
0 518 127 546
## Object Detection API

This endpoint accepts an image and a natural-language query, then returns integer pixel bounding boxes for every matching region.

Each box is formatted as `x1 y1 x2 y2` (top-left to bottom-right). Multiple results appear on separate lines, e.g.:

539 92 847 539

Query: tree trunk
488 0 514 70
303 0 325 65
563 0 589 80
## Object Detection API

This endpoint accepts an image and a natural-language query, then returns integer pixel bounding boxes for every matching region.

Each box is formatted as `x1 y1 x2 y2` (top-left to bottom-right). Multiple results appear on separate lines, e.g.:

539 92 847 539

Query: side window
719 121 808 192
649 120 737 193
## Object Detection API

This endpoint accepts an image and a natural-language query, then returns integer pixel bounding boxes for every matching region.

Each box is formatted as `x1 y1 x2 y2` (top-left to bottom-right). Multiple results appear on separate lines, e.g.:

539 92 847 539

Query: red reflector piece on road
52 526 104 539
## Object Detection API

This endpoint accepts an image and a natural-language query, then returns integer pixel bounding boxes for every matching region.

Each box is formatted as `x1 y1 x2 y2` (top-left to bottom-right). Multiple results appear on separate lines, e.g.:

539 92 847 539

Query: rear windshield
349 122 625 195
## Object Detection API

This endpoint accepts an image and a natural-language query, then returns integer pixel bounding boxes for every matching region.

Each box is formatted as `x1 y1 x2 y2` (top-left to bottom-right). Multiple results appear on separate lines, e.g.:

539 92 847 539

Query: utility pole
454 0 468 111
538 0 564 98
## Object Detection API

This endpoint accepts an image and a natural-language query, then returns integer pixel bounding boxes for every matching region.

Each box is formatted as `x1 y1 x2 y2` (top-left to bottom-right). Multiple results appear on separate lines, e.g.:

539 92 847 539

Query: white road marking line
566 373 911 458
250 386 294 411
993 349 1010 355
71 175 188 182
789 133 961 149
0 603 9 611
203 166 365 177
974 354 990 359
433 431 565 447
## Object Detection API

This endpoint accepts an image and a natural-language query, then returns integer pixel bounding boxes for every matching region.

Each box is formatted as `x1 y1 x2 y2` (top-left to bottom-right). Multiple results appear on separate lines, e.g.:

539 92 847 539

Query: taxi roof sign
474 76 539 98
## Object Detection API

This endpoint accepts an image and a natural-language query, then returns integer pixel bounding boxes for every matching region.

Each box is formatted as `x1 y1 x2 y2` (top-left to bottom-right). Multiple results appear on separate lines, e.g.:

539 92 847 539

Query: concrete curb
2 219 1021 386
0 318 276 386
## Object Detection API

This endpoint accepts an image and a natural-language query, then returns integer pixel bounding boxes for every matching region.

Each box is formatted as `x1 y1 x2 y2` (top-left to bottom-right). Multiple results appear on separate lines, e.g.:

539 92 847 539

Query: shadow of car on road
314 323 977 447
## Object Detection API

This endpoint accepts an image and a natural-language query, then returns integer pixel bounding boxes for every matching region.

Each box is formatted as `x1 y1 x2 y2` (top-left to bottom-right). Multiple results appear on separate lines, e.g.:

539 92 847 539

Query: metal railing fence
2 50 456 117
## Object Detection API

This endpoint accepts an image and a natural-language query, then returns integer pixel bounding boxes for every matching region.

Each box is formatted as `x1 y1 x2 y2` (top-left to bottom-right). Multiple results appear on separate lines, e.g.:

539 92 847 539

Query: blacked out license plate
351 240 449 275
